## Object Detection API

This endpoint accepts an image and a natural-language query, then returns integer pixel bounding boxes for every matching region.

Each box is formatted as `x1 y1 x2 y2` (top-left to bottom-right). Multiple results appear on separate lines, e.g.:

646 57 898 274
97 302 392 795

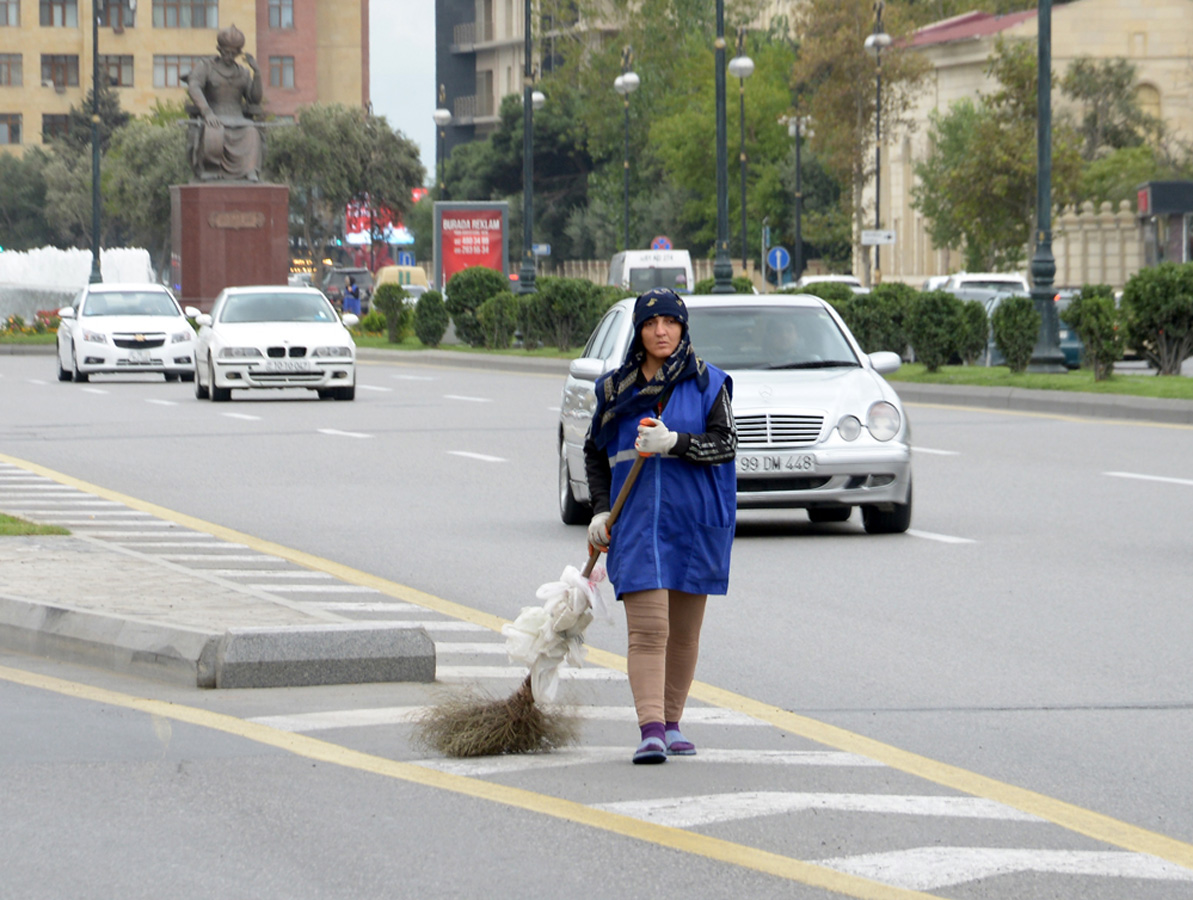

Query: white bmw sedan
56 283 197 383
193 286 358 402
558 294 913 534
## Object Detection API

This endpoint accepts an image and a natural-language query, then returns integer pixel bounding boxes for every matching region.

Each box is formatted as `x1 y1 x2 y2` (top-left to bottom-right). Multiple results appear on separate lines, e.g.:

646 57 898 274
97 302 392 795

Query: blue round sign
651 235 672 251
767 245 791 271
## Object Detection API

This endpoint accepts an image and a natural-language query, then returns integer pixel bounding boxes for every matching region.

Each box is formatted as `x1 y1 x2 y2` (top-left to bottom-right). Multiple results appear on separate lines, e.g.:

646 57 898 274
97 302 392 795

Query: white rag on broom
501 564 613 703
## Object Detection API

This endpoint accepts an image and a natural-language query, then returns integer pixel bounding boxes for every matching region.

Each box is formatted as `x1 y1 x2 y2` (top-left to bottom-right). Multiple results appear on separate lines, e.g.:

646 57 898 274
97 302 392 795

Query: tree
912 38 1083 272
1061 57 1162 161
791 0 929 283
0 151 51 250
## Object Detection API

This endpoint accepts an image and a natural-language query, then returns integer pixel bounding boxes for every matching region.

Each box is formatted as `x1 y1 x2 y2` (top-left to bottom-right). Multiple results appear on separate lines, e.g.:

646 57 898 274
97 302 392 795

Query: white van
943 272 1030 294
608 250 695 295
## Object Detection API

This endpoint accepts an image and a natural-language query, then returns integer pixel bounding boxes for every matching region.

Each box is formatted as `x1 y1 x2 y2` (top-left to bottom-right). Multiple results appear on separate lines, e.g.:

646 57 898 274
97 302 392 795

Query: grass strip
0 513 69 536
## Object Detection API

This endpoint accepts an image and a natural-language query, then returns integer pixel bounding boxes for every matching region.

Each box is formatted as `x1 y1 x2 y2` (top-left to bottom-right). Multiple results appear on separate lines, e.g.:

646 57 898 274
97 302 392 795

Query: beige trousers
622 589 707 726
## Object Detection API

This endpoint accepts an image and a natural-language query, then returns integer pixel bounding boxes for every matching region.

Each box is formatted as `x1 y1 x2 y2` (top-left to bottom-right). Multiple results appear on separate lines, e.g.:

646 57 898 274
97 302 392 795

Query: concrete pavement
3 344 1192 690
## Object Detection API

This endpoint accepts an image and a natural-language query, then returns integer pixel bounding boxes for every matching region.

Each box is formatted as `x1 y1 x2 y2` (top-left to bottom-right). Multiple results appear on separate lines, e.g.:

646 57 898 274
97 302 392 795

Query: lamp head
728 55 755 80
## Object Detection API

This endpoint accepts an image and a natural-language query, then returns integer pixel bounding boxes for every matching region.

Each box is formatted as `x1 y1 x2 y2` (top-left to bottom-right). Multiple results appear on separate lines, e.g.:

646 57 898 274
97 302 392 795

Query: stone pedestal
170 183 290 312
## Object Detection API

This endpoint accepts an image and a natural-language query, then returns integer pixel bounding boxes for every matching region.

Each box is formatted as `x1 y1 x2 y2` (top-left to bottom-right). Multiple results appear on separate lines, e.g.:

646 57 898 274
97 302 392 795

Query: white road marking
907 529 976 544
415 747 886 777
817 847 1193 891
19 509 152 517
91 532 219 539
434 641 510 654
303 601 425 612
105 540 248 547
912 446 959 456
390 621 490 632
0 483 75 490
249 704 765 733
41 520 176 527
81 387 108 394
156 554 273 561
1105 470 1193 488
0 498 119 505
444 394 491 403
447 451 505 463
357 384 391 392
594 792 1041 829
146 398 178 406
205 570 332 579
391 374 434 381
242 584 377 593
318 428 373 439
436 665 626 683
222 412 260 421
26 379 48 385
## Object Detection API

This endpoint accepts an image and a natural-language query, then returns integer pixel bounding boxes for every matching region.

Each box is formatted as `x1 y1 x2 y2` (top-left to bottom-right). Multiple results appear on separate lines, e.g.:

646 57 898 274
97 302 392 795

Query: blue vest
602 367 736 597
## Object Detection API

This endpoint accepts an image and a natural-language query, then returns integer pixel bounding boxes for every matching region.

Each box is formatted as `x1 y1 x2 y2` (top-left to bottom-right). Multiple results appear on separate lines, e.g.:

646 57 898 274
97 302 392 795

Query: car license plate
736 451 816 474
128 349 150 363
262 360 313 373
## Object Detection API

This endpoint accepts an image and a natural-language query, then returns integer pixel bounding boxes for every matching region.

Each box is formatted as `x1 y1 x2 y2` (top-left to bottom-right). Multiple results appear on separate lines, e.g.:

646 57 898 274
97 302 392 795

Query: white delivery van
608 250 695 295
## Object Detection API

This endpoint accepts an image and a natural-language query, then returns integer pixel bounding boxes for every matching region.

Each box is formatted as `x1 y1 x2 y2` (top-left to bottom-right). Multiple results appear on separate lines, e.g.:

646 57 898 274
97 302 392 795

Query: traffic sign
861 229 896 246
397 250 415 266
651 235 672 250
766 245 791 271
532 243 551 256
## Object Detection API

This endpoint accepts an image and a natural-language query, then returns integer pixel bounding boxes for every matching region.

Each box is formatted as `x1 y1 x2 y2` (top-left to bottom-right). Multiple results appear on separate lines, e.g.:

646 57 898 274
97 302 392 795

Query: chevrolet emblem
134 334 145 342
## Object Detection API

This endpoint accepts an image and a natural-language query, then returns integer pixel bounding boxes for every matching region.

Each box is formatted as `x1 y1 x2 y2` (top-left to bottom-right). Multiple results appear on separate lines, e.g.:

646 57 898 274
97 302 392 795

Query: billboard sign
432 201 509 290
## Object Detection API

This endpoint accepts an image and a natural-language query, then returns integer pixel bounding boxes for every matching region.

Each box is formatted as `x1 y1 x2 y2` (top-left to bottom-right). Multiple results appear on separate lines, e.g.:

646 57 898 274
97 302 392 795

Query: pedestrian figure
343 276 362 316
583 287 737 764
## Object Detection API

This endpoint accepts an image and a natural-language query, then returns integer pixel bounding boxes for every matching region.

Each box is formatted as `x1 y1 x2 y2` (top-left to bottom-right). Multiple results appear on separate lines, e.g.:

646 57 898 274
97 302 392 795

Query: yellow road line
3 451 1192 874
0 663 938 900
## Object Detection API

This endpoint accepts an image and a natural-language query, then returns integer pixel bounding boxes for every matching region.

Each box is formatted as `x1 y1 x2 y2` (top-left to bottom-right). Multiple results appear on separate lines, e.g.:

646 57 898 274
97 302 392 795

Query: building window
269 55 293 88
268 0 292 29
42 113 69 141
100 0 136 28
0 113 20 144
41 54 79 88
99 54 133 86
39 0 77 27
152 0 217 29
1 0 19 27
153 54 202 87
0 54 21 85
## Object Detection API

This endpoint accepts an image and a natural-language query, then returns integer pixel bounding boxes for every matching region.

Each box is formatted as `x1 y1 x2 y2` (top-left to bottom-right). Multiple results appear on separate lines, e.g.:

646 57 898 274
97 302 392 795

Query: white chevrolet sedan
558 294 913 533
193 286 358 401
56 283 197 382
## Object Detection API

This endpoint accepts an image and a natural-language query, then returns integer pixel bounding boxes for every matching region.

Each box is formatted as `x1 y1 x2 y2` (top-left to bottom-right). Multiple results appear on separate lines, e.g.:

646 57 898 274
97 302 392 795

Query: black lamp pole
518 0 536 293
89 0 102 284
711 0 733 292
793 118 805 283
1028 0 1065 371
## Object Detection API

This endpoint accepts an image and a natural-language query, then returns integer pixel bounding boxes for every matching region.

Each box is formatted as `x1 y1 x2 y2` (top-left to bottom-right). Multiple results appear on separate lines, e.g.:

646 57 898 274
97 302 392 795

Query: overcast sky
370 2 436 186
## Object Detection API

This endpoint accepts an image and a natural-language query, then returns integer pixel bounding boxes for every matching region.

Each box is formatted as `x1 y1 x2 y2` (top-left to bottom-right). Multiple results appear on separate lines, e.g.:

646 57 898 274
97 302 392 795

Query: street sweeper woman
583 287 737 764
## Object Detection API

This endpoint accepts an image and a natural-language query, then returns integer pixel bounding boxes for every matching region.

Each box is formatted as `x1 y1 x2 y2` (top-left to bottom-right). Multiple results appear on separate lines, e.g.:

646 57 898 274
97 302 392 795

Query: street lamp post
788 115 812 284
863 2 891 287
518 0 537 294
1028 0 1066 371
728 29 754 277
433 87 452 202
613 47 639 252
89 0 103 283
711 0 734 292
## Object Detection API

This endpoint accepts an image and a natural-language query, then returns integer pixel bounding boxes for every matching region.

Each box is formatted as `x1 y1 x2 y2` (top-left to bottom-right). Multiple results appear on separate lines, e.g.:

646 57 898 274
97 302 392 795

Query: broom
415 453 646 758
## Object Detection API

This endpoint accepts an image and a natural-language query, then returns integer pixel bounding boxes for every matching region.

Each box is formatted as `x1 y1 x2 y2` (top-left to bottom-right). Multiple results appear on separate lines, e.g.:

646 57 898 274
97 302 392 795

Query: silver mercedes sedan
558 294 913 533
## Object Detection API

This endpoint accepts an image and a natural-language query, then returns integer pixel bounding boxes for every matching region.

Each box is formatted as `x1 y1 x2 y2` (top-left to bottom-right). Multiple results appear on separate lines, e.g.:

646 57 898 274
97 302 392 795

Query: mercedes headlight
837 415 862 441
867 401 901 441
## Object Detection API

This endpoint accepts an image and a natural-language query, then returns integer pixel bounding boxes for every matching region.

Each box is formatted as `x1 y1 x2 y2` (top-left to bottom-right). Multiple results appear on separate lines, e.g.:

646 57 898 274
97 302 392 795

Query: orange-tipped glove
635 417 678 455
587 511 611 553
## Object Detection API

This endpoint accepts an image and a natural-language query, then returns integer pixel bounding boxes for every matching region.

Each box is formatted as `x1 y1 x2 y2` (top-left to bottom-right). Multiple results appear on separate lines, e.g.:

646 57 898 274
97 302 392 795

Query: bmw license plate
263 360 313 373
736 451 816 474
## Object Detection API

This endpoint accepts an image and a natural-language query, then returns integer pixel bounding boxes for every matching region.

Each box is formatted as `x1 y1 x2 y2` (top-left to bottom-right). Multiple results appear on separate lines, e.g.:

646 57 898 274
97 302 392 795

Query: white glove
587 511 611 551
635 417 678 455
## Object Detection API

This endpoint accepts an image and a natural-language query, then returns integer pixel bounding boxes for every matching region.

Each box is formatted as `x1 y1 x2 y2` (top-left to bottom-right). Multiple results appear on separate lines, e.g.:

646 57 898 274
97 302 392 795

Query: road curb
892 382 1193 424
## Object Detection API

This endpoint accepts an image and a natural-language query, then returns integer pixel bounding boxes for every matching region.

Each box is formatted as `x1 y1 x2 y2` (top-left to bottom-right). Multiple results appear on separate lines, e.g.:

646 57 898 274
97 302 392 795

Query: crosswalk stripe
436 665 625 682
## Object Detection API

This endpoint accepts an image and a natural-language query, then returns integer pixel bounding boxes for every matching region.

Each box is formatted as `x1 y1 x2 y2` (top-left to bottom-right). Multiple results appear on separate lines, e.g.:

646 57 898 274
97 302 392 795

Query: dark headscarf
591 289 709 450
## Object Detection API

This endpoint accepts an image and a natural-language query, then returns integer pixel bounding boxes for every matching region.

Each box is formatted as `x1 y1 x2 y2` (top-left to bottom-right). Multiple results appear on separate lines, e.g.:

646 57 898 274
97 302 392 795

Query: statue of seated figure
184 24 265 182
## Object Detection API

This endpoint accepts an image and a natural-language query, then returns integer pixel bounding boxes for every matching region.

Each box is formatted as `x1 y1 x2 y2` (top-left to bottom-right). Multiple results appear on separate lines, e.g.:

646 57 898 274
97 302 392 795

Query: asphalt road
2 351 1191 899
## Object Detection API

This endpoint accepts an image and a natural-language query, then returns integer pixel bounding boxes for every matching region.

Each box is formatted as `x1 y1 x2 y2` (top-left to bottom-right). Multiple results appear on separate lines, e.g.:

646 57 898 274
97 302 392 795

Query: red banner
439 208 505 285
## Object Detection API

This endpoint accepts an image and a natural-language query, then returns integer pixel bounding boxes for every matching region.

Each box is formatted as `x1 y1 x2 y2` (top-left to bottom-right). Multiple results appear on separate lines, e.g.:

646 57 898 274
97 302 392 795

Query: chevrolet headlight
218 347 262 358
313 346 353 358
867 401 900 441
171 331 192 344
82 329 108 344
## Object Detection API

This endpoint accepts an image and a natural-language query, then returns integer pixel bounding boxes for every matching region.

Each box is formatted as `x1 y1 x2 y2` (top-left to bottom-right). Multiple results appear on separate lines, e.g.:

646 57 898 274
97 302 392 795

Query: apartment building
0 0 369 155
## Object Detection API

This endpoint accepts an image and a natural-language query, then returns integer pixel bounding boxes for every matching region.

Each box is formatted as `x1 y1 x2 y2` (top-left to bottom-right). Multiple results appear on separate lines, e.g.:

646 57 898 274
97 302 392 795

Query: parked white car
559 294 913 533
192 286 358 401
943 272 1030 294
794 273 870 295
56 283 196 383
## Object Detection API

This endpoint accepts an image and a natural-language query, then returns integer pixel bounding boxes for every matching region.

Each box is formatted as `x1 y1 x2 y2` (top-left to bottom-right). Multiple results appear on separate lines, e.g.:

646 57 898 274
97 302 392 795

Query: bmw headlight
218 347 262 358
313 346 353 358
837 415 862 441
867 401 901 441
82 329 108 344
171 331 192 344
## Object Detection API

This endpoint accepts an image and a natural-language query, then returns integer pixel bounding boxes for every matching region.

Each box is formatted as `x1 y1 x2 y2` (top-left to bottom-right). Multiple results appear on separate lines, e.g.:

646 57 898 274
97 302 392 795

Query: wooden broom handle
581 453 646 578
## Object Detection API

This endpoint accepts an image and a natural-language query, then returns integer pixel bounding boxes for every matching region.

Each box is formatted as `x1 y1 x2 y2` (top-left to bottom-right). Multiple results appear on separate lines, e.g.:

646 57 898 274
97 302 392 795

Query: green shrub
445 266 509 347
796 280 857 305
907 290 965 372
414 289 449 347
991 294 1040 373
1064 283 1124 380
692 275 755 294
371 283 412 343
837 292 891 353
520 276 610 350
1121 262 1193 375
869 282 917 357
958 299 989 365
476 290 521 349
357 309 387 335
